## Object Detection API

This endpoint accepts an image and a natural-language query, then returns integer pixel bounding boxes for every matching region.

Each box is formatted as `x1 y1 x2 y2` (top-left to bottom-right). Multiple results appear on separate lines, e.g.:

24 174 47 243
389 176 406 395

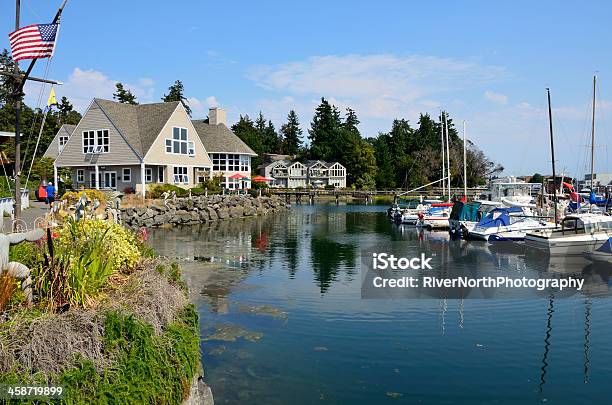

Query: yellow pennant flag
47 87 58 108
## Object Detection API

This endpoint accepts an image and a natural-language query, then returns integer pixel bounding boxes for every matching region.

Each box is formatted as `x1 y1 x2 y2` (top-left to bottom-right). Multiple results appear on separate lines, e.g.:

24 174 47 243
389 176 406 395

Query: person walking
45 182 56 207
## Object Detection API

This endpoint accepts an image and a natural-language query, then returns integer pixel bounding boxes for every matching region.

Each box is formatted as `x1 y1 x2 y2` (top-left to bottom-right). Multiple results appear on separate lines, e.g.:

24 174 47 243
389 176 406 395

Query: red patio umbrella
228 173 243 180
251 175 269 182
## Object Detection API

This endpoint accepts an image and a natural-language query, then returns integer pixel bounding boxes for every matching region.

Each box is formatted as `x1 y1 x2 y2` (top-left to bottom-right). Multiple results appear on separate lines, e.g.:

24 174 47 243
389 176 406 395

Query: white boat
479 177 538 209
583 237 612 264
416 203 453 230
449 200 503 238
399 200 442 225
469 207 556 241
525 213 612 255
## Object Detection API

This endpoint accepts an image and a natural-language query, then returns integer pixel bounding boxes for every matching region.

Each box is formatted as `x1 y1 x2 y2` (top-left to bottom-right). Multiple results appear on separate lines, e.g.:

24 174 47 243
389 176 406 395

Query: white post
140 162 146 200
53 163 58 189
95 165 100 190
463 120 467 199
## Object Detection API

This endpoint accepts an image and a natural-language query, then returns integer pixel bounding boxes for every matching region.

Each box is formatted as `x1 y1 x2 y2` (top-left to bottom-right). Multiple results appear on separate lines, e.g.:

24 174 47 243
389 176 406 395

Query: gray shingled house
53 98 213 194
51 100 257 193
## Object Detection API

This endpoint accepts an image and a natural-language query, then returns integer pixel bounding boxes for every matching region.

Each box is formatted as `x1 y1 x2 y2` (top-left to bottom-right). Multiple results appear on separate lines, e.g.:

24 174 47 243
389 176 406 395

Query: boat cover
475 207 523 228
595 237 612 254
450 202 481 221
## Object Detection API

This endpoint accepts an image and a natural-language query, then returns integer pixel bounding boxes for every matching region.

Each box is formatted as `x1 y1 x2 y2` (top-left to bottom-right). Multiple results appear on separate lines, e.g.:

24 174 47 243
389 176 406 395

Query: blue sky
3 0 612 177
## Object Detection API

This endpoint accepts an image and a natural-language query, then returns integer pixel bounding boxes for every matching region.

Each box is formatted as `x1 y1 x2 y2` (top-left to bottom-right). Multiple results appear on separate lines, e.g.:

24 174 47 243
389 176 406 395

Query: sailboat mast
590 75 596 200
463 120 467 199
441 112 446 198
547 88 558 226
445 113 451 199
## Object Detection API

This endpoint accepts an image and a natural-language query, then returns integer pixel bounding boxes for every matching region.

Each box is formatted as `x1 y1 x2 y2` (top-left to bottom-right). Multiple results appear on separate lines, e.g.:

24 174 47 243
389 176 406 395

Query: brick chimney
209 107 226 126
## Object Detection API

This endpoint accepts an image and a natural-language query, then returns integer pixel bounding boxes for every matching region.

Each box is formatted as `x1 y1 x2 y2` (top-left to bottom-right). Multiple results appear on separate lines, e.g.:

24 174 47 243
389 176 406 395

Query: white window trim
58 135 69 152
82 129 110 154
173 166 189 185
122 168 131 183
145 167 153 183
165 127 195 156
76 169 84 183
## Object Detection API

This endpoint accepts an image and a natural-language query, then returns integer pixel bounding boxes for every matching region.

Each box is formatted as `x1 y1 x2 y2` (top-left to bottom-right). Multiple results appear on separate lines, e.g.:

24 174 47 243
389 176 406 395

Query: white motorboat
449 200 502 238
525 213 612 255
479 177 537 208
416 203 453 230
469 206 556 241
399 200 442 225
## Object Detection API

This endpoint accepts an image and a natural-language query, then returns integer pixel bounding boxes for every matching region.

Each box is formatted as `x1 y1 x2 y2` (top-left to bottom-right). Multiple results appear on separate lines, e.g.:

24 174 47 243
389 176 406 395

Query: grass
59 306 200 405
1 305 200 405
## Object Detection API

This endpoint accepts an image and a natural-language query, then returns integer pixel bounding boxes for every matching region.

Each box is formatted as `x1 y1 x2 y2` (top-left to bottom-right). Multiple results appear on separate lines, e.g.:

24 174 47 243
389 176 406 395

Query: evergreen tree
0 49 18 105
113 82 138 104
263 120 281 154
308 98 342 161
57 96 82 124
162 80 191 116
280 110 302 156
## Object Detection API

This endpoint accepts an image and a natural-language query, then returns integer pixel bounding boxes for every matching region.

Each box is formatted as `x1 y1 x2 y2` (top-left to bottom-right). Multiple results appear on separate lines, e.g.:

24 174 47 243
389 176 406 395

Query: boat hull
525 233 611 256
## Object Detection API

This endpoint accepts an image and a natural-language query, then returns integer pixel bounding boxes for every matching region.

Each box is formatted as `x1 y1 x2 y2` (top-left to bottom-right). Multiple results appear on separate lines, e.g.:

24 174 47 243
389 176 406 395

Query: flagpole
11 0 68 229
13 0 22 226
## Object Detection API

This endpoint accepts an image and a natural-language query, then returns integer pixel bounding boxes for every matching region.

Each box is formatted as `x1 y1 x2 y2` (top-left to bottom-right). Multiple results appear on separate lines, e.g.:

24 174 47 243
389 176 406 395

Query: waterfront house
53 98 213 194
192 107 257 190
43 124 76 159
261 159 346 188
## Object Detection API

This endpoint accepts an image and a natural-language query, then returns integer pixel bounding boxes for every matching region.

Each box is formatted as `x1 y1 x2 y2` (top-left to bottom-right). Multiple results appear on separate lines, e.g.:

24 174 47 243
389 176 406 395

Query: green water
147 204 612 404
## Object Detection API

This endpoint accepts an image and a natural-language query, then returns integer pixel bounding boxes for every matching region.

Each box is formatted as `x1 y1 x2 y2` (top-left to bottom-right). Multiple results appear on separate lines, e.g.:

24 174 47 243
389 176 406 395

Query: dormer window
165 127 195 156
58 135 69 152
82 130 109 154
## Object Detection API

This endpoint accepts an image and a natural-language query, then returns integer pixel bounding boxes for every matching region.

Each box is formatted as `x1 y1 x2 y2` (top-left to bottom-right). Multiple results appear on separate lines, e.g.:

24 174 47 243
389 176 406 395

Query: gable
288 161 305 169
43 124 74 159
55 101 141 167
144 103 213 167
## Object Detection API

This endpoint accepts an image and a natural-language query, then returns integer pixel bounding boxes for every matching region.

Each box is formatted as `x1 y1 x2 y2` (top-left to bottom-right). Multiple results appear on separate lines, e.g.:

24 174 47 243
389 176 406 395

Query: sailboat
526 76 612 255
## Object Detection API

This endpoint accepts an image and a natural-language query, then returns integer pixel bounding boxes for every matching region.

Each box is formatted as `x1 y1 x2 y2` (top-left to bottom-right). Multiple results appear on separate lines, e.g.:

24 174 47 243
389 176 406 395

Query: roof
191 120 256 156
61 124 76 135
94 98 180 157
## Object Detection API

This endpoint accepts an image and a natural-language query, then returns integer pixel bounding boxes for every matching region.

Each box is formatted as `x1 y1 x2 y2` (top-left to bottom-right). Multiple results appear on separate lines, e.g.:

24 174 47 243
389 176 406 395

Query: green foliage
280 110 302 155
148 184 189 199
530 173 544 184
113 82 138 105
198 175 223 195
162 80 191 116
308 98 342 161
9 239 43 269
57 306 200 404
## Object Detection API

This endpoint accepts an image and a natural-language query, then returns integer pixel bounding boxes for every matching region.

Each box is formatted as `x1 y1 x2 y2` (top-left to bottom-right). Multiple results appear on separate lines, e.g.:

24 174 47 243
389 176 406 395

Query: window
196 168 208 184
173 166 189 184
82 130 109 153
240 155 250 172
228 154 240 171
158 166 164 183
165 127 194 156
59 135 69 152
77 169 84 183
145 168 153 183
122 168 131 182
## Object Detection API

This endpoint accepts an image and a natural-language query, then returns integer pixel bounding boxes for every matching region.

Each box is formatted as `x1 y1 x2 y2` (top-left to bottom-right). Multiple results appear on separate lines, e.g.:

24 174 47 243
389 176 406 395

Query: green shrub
148 184 188 199
199 175 223 195
324 184 335 190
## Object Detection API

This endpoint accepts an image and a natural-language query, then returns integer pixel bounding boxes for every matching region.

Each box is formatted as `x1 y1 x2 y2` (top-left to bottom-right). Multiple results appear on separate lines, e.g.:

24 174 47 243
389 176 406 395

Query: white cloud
484 90 508 104
186 95 221 118
24 68 156 113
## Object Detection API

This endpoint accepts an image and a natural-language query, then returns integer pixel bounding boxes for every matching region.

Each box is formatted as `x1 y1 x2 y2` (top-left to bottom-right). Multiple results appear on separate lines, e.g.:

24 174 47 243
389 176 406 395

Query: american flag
8 23 59 62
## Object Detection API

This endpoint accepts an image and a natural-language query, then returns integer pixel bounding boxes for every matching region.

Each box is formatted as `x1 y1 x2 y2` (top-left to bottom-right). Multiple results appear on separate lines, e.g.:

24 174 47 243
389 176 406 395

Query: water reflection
146 205 612 404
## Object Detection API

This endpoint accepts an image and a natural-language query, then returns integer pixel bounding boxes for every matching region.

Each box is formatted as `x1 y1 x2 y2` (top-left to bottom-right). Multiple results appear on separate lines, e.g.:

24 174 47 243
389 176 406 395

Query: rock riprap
121 195 288 227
